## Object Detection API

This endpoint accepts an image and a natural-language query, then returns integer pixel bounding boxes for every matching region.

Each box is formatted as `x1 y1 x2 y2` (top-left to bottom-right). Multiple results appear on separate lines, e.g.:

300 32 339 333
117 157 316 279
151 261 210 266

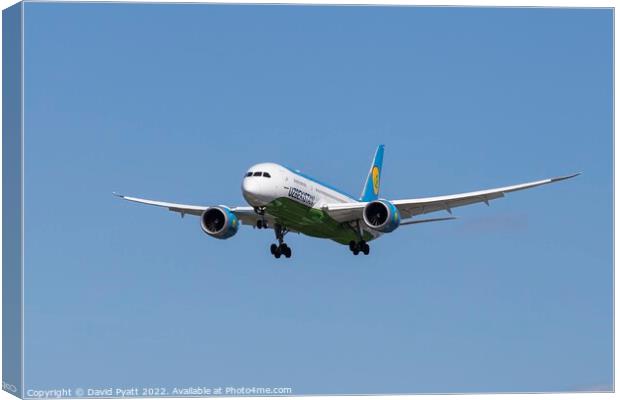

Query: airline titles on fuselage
287 186 316 207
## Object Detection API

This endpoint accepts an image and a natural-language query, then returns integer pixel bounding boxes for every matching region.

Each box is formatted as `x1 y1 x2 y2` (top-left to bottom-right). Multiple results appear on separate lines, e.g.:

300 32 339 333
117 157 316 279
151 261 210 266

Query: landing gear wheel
272 245 291 259
257 220 263 229
349 240 370 255
278 243 292 258
271 224 292 259
362 242 370 255
270 242 292 259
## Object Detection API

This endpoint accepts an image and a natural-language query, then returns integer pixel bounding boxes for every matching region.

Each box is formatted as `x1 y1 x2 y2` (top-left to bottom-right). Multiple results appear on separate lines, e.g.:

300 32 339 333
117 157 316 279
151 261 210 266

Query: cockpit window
246 171 271 177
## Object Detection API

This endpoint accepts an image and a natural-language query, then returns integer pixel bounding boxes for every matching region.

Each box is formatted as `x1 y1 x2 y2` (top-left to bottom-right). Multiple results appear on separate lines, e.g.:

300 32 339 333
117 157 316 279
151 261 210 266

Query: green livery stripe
265 197 373 245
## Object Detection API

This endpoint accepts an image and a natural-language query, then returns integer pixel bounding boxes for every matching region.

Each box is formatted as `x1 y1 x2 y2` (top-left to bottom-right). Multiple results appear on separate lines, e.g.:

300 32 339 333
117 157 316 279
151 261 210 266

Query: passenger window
253 172 262 176
263 172 271 178
245 172 253 177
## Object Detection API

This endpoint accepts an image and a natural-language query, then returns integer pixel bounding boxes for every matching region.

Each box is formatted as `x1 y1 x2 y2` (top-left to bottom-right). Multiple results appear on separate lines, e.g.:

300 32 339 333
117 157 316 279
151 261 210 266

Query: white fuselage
241 162 357 210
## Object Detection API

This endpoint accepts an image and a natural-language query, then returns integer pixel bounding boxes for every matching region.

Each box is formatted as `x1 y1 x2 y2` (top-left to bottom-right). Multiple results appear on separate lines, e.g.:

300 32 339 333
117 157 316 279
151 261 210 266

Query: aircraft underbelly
265 197 372 245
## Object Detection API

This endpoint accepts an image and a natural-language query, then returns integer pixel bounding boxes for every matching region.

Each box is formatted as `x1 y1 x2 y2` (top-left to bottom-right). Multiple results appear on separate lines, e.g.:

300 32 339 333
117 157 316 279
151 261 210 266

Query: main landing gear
271 242 291 259
271 224 292 259
348 220 370 256
349 240 370 256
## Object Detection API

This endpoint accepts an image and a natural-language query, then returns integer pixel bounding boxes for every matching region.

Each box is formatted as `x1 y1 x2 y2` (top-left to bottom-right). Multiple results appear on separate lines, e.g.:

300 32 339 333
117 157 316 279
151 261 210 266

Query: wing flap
400 216 457 225
394 192 505 218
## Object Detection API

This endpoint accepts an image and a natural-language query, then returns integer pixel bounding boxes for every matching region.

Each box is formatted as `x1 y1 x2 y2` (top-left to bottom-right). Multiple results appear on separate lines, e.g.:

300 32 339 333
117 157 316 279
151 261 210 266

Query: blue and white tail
360 145 385 202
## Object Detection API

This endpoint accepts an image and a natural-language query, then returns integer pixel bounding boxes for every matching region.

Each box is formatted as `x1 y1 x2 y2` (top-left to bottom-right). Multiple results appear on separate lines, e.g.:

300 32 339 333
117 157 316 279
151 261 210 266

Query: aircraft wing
114 193 275 227
323 173 580 223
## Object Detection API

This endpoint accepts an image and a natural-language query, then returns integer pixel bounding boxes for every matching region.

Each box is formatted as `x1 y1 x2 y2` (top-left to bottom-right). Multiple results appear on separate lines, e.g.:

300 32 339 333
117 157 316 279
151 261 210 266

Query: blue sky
22 3 612 394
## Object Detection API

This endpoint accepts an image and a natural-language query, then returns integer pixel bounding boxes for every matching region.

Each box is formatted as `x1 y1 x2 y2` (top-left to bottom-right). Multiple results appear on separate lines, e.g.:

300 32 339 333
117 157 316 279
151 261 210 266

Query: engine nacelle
362 200 400 233
200 206 239 239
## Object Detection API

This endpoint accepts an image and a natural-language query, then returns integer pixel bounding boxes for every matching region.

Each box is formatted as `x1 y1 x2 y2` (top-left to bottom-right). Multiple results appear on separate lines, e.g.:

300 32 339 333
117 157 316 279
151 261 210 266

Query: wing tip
551 172 581 183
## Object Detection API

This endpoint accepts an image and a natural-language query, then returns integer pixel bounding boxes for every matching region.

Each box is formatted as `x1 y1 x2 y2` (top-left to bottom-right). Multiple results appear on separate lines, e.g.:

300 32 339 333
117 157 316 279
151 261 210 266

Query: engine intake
362 200 400 233
200 206 239 239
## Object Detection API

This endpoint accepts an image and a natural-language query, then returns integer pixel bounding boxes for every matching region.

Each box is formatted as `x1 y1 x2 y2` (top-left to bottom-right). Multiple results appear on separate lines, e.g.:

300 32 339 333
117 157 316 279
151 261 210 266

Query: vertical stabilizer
360 145 385 202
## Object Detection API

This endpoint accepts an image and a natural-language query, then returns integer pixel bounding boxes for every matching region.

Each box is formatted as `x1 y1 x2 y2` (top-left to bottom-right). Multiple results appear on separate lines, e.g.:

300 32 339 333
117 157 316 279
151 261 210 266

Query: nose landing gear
254 207 269 230
349 240 370 256
270 224 292 259
254 206 266 215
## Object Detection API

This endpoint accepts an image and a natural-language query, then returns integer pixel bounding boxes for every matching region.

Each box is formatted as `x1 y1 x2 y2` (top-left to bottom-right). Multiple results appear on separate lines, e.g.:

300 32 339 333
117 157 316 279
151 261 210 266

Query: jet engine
362 200 401 233
200 206 239 239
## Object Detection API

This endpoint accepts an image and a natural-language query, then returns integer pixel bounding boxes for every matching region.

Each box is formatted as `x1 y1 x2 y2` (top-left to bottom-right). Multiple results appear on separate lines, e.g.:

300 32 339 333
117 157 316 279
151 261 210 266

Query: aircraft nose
242 177 255 194
242 177 264 206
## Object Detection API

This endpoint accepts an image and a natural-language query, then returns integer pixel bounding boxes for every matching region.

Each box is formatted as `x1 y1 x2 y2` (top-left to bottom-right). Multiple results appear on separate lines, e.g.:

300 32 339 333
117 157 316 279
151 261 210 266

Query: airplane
115 145 579 259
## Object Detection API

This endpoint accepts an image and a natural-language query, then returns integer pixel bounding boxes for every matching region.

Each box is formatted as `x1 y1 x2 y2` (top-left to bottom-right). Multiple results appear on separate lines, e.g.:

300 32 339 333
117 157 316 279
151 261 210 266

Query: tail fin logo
372 166 380 195
360 145 385 202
